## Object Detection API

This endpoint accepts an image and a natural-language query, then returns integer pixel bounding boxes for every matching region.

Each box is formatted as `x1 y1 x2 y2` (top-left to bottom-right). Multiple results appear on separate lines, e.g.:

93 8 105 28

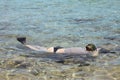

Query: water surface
0 0 120 65
0 0 120 48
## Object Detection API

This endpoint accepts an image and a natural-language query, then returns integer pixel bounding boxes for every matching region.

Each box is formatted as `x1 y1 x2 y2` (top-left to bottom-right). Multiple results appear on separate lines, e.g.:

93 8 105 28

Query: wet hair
86 44 97 51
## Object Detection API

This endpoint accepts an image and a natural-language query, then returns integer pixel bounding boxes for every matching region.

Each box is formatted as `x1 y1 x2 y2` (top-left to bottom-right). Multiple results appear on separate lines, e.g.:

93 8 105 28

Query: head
86 44 97 51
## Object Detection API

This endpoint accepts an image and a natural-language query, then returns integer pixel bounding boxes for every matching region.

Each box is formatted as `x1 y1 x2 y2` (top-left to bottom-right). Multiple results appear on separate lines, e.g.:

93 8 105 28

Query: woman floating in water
17 37 101 57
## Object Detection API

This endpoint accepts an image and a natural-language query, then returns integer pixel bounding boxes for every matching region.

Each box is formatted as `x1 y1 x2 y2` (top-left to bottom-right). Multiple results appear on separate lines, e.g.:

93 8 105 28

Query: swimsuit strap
54 46 63 53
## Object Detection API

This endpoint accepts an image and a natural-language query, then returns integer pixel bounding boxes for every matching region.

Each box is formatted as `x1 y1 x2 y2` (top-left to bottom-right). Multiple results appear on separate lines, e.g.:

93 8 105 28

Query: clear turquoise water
0 0 120 79
0 0 120 48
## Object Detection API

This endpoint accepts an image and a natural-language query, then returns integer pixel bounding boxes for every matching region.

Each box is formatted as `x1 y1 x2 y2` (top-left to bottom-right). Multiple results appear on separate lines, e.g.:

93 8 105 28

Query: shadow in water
20 51 96 66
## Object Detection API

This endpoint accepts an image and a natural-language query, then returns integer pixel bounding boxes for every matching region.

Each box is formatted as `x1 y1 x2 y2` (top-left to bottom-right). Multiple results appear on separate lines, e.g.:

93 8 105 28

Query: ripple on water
0 0 120 80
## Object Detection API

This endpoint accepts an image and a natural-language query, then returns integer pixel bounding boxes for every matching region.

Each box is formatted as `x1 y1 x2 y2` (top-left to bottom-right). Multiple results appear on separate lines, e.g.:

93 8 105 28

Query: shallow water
0 0 120 80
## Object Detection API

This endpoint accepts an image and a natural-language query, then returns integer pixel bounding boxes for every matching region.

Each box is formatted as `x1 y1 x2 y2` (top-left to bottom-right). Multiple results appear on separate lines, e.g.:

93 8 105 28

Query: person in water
17 37 101 57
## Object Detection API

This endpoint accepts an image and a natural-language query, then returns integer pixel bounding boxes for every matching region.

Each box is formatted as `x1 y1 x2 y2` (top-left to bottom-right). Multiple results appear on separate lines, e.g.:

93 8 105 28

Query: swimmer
16 37 101 57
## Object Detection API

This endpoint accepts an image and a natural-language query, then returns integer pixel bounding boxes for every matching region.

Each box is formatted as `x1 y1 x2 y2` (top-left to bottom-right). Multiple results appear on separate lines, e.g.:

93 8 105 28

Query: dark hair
86 44 97 51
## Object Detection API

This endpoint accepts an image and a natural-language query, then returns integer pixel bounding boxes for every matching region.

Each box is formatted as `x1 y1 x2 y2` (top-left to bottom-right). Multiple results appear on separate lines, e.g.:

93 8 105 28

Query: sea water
0 0 120 48
0 1 120 79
